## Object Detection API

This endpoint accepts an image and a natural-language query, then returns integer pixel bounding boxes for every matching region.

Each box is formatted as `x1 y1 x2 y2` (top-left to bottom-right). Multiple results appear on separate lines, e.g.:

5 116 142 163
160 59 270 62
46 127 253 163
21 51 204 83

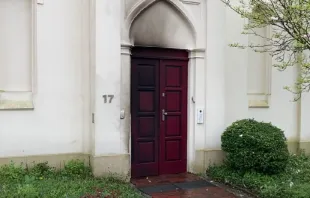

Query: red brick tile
131 173 238 198
131 173 200 188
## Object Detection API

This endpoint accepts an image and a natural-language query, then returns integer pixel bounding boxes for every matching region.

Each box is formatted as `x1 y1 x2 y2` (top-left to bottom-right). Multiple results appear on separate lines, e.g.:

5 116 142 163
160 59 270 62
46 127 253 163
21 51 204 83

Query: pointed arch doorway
130 47 189 178
122 0 199 178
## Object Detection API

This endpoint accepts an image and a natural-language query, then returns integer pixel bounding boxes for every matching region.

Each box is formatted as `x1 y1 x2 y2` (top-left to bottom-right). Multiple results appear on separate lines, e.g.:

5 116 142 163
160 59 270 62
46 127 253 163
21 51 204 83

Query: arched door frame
120 0 206 175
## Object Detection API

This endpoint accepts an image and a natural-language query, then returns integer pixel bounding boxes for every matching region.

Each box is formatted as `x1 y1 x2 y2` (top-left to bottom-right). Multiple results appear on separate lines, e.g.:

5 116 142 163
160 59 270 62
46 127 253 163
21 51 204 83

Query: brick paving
131 173 238 198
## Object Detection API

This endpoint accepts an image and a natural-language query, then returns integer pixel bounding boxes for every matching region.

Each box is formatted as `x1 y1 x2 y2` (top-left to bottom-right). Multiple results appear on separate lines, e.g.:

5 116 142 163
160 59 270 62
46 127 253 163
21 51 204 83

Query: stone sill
0 91 34 110
248 93 270 108
248 100 269 108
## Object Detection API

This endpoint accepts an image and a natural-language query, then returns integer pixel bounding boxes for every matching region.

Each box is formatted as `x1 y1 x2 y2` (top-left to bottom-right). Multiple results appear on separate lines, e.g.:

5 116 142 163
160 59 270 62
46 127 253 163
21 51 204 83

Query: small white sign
196 108 204 124
120 109 125 119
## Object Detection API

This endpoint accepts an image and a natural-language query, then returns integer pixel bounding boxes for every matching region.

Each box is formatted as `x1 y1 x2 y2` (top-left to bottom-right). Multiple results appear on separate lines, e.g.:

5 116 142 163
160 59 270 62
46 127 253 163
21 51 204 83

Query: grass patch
0 160 142 198
207 152 310 198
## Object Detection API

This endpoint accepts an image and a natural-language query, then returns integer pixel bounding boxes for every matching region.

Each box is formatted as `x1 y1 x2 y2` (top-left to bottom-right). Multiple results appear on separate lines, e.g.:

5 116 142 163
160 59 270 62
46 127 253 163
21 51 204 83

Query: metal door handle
162 109 168 121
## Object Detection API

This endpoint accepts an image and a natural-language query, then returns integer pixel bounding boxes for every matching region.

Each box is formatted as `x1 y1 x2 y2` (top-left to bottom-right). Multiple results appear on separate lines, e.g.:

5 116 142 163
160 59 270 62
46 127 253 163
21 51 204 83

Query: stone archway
122 0 198 46
120 0 206 176
129 0 195 49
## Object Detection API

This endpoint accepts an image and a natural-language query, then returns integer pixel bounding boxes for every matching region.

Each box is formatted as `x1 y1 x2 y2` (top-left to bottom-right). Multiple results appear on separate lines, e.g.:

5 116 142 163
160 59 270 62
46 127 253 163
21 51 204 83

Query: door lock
162 109 168 121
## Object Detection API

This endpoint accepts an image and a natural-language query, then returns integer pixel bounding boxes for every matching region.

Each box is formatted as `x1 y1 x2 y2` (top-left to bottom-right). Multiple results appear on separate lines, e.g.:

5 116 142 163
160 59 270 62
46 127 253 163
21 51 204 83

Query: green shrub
207 153 310 198
62 159 92 178
16 184 40 198
0 162 26 183
221 119 289 174
29 162 55 179
0 160 141 197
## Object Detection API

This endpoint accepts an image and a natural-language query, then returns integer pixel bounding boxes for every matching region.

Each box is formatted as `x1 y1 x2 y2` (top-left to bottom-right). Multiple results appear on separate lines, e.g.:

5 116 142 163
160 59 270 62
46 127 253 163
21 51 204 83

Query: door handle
162 109 168 121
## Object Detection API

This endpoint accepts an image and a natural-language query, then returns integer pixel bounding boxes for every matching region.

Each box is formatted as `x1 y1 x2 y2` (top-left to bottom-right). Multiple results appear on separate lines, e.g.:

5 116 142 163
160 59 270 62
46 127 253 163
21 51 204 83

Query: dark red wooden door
159 59 188 174
131 47 188 178
131 58 160 178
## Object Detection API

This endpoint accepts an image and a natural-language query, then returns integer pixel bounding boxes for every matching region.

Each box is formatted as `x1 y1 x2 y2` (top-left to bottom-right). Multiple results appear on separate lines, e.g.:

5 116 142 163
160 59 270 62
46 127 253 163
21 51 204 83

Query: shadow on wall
130 0 195 49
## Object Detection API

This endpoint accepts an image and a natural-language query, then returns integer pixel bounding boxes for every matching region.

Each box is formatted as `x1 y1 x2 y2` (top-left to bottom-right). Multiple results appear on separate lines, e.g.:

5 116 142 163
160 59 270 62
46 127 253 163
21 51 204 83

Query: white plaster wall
224 6 300 142
300 92 310 142
0 0 305 161
0 0 32 91
93 0 122 155
124 0 304 153
0 0 91 157
204 0 227 149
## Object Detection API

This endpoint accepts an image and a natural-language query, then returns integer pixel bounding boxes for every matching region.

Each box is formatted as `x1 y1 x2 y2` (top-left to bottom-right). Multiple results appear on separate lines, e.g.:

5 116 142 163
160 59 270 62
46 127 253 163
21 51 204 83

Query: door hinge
92 113 95 123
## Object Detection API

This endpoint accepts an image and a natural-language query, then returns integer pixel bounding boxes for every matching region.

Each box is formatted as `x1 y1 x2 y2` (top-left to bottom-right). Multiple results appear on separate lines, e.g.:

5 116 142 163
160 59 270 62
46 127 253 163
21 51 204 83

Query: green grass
206 152 310 198
0 160 142 198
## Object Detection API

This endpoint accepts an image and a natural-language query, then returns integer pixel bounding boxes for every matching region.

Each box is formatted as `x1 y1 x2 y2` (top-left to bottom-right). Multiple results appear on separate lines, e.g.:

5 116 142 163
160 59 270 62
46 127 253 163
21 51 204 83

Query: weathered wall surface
0 0 308 176
224 3 303 153
0 0 91 158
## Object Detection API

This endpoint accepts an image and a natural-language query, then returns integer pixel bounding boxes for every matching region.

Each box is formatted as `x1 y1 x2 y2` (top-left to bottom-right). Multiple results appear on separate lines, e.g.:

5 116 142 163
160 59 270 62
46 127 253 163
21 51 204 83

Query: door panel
131 48 188 178
131 58 160 178
159 59 188 174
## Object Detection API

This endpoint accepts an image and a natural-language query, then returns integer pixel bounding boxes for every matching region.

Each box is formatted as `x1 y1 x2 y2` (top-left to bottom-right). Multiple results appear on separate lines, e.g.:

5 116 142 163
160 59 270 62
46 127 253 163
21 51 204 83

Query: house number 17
102 95 114 103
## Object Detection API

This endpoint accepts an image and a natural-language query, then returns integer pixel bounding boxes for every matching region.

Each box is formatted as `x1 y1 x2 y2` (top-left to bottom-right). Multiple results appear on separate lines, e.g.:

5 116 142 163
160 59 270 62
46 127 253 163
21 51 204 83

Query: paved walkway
131 173 238 198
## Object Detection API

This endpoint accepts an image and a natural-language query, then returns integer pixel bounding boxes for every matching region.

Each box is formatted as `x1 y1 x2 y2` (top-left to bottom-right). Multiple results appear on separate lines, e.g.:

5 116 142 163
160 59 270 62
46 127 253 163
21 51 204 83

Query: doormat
174 180 215 189
137 180 215 194
138 184 177 194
